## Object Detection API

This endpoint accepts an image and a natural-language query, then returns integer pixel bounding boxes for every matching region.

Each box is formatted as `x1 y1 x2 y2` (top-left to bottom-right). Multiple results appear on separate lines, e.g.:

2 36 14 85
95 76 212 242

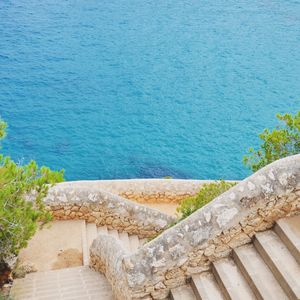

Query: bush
145 180 236 241
0 118 64 266
177 180 236 219
152 110 300 236
0 121 6 139
243 111 300 172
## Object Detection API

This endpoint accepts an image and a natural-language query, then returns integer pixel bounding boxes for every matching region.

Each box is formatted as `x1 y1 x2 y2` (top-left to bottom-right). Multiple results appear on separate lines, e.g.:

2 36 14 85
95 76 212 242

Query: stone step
108 229 119 240
86 223 97 249
129 235 140 253
96 226 144 254
212 258 256 300
170 285 196 300
191 272 224 300
119 231 131 252
233 244 288 300
97 225 108 235
10 266 114 300
274 215 300 264
81 220 89 266
139 238 148 247
254 230 300 299
85 222 97 265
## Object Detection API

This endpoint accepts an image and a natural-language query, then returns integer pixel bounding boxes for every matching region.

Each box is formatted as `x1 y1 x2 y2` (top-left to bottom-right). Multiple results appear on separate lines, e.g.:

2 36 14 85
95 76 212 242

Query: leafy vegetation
2 111 299 254
177 180 236 219
175 111 300 221
0 118 64 265
148 110 300 241
0 120 6 140
146 180 236 241
0 293 12 300
243 111 300 172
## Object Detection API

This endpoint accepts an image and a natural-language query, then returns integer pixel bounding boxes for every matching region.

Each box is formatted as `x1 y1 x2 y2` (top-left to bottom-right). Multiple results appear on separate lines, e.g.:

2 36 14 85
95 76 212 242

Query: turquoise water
0 0 299 180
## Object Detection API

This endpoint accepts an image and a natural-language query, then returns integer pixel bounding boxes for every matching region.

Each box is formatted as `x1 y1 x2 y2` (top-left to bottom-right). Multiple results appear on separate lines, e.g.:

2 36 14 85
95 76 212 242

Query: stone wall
90 155 300 300
91 235 130 300
45 187 175 238
58 179 237 203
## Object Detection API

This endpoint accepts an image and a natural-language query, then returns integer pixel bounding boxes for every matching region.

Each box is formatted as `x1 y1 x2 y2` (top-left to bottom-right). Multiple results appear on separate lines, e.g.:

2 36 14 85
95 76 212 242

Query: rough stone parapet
44 187 175 238
58 179 237 203
89 155 300 300
90 235 129 299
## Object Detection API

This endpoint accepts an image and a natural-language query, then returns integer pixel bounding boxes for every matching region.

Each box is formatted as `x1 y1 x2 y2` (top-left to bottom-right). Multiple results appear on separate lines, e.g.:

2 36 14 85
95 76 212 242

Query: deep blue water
0 0 299 180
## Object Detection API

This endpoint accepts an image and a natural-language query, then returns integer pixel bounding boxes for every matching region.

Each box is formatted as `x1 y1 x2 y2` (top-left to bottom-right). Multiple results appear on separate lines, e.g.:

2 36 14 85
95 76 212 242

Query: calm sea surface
0 0 299 180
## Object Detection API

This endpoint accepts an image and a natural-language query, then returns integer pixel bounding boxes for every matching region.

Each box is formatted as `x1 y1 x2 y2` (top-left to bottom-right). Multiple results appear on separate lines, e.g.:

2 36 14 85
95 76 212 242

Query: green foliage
0 293 12 300
150 110 300 239
0 119 6 140
177 181 236 220
0 118 64 262
147 181 236 240
243 111 300 172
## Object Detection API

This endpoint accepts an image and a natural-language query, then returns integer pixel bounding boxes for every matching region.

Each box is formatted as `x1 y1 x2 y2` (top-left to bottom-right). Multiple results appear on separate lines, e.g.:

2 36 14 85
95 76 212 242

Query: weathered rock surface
45 188 175 238
89 155 300 299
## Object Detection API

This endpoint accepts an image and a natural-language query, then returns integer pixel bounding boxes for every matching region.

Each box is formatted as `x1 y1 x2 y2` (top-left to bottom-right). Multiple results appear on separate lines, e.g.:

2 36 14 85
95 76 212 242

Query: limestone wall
58 179 237 203
91 235 129 299
90 155 300 300
45 187 175 238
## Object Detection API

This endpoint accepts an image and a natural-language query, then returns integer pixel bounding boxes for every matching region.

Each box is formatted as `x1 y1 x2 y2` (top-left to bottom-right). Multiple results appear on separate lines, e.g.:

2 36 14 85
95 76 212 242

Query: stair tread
129 235 140 253
234 244 288 300
254 230 300 299
213 258 256 300
108 229 119 239
171 285 196 300
10 266 114 299
275 215 300 263
97 225 108 235
139 238 147 247
191 273 224 300
81 221 89 266
86 223 97 248
119 232 131 252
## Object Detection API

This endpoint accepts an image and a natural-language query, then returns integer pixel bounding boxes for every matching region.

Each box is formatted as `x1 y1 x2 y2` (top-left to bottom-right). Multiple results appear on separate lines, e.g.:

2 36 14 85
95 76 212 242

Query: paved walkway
10 266 114 300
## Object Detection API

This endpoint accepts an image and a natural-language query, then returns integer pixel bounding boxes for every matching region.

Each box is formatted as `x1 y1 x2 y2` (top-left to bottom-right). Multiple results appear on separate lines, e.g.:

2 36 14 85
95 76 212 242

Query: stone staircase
10 221 146 300
10 214 300 300
170 215 300 300
84 224 147 264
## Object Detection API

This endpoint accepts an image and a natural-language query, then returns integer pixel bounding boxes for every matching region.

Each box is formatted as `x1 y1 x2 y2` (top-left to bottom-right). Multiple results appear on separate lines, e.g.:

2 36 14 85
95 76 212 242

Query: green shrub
147 182 235 241
0 121 6 140
0 292 12 300
0 118 64 264
243 111 300 172
177 180 236 219
151 110 300 237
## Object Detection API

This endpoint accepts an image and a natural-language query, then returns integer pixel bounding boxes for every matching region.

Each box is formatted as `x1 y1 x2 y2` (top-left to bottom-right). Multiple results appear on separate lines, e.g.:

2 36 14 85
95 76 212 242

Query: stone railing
45 186 175 238
90 155 300 300
58 179 236 203
91 235 129 299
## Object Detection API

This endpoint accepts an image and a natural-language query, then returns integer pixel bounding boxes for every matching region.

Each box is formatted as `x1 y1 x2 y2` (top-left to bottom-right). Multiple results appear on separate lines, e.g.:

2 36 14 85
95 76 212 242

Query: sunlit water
0 0 299 180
